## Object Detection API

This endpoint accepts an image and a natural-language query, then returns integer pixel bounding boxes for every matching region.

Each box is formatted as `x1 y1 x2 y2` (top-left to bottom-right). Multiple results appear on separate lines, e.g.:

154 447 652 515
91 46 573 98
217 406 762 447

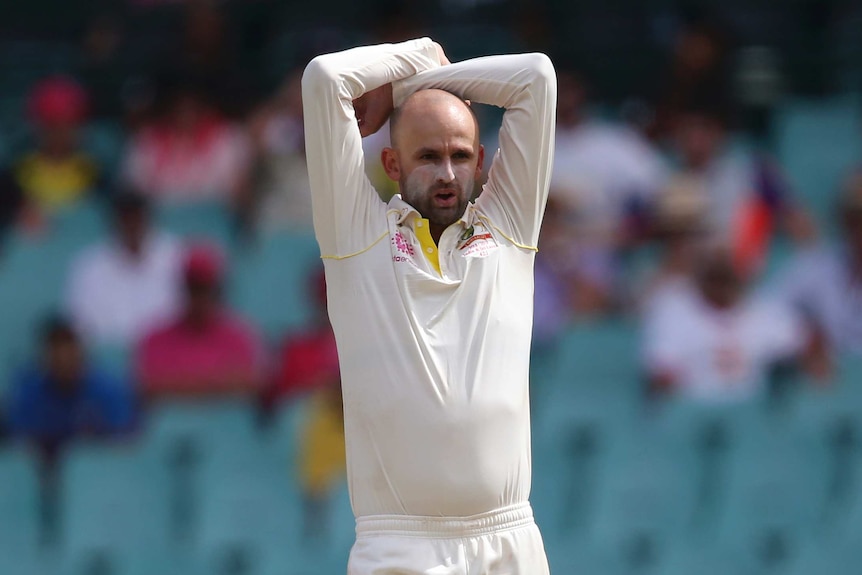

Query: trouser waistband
355 503 535 538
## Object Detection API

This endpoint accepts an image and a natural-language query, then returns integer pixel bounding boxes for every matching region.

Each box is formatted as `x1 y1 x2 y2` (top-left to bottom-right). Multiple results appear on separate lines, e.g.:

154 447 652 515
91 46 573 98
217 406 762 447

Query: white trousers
347 503 550 575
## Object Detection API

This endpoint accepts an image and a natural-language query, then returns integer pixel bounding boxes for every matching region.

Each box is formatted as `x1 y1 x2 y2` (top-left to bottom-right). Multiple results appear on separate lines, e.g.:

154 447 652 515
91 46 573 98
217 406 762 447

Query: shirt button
426 247 434 254
416 220 423 227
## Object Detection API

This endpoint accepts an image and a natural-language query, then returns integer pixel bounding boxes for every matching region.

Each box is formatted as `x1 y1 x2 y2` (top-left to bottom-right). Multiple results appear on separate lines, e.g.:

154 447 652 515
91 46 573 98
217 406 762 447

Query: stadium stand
2 3 862 573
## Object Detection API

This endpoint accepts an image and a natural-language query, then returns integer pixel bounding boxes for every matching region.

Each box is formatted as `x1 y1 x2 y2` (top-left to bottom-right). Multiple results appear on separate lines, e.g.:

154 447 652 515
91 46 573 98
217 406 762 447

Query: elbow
301 55 338 93
524 53 556 90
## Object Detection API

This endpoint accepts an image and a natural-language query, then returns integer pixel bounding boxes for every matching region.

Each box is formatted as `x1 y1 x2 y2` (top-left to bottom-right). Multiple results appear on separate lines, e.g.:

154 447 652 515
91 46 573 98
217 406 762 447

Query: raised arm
393 53 557 248
302 38 442 257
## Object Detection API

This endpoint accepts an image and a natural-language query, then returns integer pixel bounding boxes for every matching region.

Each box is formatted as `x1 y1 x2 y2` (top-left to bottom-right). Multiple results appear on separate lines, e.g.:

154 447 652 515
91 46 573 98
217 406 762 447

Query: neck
429 223 445 244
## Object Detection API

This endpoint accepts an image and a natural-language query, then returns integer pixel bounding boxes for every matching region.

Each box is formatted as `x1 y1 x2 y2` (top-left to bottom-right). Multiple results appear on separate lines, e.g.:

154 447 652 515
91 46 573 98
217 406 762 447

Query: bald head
389 89 479 150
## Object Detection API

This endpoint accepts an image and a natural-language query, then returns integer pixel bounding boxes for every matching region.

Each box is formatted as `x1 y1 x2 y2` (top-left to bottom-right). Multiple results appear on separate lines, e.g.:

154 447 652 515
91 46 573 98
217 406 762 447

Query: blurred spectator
6 316 135 464
665 98 814 274
651 18 732 141
635 174 709 313
535 198 617 324
642 245 809 402
551 69 666 248
297 384 346 542
168 0 252 118
136 244 263 399
774 174 862 361
246 70 313 233
537 70 666 319
65 192 184 346
12 77 101 215
120 73 252 206
264 270 338 409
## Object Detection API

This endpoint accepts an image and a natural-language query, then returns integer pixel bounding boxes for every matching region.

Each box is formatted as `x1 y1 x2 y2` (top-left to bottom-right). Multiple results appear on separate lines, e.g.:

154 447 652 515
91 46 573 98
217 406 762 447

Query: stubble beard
401 173 473 229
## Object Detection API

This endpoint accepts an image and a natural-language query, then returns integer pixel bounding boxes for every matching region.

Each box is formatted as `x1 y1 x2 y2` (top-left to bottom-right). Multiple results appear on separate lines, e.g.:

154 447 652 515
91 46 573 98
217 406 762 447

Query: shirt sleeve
302 38 442 258
393 53 557 248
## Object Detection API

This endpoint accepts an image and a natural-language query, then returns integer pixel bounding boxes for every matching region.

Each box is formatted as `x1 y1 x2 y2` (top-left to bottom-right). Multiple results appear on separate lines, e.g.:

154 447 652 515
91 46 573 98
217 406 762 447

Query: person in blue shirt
6 315 135 463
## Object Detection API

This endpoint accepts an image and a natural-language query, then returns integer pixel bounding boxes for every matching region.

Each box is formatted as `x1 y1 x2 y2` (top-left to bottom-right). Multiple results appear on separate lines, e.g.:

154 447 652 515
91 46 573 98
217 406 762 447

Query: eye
420 153 437 161
452 152 471 160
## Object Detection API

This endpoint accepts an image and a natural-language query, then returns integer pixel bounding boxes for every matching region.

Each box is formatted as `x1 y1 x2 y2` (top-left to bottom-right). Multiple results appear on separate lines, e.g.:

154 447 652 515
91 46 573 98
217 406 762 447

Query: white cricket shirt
302 39 556 518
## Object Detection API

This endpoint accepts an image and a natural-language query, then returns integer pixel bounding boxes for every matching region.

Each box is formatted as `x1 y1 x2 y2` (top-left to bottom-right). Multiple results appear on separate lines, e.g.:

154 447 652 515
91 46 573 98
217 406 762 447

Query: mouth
432 189 458 207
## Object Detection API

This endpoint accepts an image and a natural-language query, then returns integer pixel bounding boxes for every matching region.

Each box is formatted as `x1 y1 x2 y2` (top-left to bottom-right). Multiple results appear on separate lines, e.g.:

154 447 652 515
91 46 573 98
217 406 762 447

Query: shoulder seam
476 214 538 252
320 230 389 260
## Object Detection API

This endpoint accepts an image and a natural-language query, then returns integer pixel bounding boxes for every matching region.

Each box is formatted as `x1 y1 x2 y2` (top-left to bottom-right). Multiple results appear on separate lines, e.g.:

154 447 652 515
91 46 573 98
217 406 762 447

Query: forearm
301 38 441 256
303 38 441 103
392 53 555 111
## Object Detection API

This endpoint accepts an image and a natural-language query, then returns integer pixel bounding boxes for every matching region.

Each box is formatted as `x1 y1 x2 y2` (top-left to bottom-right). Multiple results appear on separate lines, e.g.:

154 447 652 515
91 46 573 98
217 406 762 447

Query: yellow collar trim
414 218 441 274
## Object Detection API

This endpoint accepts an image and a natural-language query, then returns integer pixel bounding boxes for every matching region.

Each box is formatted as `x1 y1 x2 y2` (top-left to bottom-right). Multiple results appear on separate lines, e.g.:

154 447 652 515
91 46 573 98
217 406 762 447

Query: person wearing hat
135 243 263 399
635 173 710 314
774 173 862 364
13 76 102 214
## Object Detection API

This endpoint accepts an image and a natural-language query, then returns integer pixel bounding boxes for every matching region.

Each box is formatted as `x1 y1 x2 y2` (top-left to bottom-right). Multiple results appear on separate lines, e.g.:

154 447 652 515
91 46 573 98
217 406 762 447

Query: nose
436 159 456 184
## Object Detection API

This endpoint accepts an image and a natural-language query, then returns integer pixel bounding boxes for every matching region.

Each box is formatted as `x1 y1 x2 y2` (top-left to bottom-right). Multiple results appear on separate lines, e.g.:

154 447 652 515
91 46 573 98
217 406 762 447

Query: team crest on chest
457 223 497 258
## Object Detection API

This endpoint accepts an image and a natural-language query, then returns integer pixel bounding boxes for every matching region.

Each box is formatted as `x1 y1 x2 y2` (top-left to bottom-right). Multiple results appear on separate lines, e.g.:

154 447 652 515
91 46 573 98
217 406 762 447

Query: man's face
384 92 484 230
45 333 84 390
673 113 725 170
115 208 148 254
698 251 744 309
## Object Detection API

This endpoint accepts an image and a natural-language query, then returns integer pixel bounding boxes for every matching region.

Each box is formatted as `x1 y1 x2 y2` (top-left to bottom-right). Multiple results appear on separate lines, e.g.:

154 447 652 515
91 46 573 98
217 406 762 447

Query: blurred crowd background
1 0 862 574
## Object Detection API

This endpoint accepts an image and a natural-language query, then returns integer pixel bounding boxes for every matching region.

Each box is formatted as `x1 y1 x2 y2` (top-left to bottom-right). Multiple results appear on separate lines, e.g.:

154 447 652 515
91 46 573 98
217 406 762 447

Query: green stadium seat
545 320 641 403
193 445 305 575
0 447 41 568
155 202 234 253
545 539 625 575
660 544 749 575
587 422 699 573
784 539 862 575
774 97 862 227
262 397 313 470
790 382 862 530
712 414 829 573
533 391 637 541
144 399 261 457
0 198 108 390
80 121 124 179
228 231 322 340
59 442 176 575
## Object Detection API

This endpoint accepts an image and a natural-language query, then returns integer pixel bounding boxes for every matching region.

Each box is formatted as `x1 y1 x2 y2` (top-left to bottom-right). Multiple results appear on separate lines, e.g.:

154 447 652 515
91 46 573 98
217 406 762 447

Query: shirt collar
387 194 474 228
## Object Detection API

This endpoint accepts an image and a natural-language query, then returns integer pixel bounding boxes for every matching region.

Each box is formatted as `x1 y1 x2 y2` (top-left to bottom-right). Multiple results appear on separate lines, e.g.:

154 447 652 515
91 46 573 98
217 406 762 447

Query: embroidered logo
392 231 415 256
458 228 497 258
459 232 493 250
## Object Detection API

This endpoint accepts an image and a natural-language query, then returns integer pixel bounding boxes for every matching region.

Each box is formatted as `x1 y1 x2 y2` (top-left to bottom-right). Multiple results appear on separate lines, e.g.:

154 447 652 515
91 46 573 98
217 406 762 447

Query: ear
381 147 401 182
475 144 485 180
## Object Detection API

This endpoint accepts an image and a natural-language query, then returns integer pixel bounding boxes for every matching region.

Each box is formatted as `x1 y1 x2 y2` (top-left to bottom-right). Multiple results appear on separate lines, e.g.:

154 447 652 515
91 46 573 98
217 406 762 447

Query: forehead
396 100 478 151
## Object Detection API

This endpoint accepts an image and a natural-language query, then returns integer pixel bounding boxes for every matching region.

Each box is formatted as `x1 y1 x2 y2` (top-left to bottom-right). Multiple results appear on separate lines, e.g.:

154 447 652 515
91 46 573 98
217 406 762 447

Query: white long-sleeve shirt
302 38 556 518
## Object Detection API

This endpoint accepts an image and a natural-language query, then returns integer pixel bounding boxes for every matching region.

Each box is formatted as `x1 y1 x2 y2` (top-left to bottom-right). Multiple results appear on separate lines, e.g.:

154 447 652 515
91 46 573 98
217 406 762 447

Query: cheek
405 165 437 188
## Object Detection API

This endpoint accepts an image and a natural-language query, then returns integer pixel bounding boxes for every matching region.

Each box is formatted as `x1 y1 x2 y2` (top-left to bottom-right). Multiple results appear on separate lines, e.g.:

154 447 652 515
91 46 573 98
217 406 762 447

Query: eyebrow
415 146 474 156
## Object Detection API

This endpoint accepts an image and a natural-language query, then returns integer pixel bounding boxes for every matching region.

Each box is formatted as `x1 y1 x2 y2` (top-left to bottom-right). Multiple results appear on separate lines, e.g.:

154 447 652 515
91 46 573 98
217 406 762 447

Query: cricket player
302 37 556 574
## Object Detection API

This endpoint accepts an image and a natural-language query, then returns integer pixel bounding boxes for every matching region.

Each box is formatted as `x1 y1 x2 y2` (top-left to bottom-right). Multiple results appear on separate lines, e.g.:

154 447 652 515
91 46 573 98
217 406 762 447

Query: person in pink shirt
135 244 263 399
